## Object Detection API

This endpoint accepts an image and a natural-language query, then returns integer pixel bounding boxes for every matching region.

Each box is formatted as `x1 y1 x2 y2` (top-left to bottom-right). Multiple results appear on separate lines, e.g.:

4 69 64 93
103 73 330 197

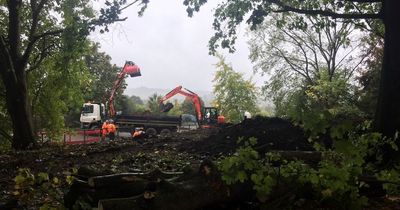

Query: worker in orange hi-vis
132 127 145 140
107 120 117 141
101 120 109 141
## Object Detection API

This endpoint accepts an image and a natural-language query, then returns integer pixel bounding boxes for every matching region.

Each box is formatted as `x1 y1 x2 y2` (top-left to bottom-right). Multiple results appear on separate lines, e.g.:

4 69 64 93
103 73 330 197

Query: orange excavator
159 86 225 127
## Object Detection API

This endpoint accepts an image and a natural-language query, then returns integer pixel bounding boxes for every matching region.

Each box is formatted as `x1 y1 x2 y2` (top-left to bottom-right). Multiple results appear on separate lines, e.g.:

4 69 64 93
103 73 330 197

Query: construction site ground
0 116 399 209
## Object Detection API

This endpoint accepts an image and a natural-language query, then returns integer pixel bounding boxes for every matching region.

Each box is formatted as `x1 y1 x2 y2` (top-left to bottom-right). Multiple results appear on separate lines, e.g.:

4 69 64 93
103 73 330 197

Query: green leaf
37 172 49 183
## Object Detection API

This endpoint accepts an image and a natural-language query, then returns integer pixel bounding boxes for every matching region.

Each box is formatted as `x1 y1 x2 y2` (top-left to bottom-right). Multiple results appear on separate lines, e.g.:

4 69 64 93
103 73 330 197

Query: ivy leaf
236 171 247 183
37 172 49 184
14 175 26 186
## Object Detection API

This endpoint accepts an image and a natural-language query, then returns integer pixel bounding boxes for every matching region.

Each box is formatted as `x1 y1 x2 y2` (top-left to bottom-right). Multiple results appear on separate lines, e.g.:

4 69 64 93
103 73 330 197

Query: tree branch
271 0 382 19
26 41 57 73
7 0 21 65
120 0 140 11
22 0 48 67
345 0 383 2
273 47 311 82
280 29 312 81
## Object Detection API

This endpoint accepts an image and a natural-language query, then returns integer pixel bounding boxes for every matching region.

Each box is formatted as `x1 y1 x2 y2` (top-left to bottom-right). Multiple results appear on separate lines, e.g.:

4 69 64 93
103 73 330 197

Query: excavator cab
202 107 219 125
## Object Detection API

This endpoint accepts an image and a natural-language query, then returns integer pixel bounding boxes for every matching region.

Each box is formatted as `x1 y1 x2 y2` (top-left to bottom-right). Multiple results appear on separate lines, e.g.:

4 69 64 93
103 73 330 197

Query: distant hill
124 86 215 106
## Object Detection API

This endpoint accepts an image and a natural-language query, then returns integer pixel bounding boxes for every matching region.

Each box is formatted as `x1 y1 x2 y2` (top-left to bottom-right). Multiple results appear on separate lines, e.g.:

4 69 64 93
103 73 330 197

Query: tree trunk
374 0 400 163
0 64 36 149
0 0 36 150
375 0 400 138
5 74 36 149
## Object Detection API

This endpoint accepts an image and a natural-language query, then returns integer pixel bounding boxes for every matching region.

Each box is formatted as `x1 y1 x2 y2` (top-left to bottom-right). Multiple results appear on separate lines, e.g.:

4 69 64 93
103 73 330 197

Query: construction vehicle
80 61 181 136
80 61 141 128
159 86 225 128
80 102 106 129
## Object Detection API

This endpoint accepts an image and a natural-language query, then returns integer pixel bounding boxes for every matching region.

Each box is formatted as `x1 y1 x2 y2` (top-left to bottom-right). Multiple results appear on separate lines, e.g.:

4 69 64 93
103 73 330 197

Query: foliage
130 95 144 105
147 93 163 114
218 132 399 209
116 95 146 115
377 168 400 195
183 0 400 140
249 12 365 118
181 97 205 116
83 43 123 103
0 0 149 149
13 168 70 209
213 55 258 123
286 71 362 139
356 28 384 119
166 99 184 116
183 0 382 54
250 13 361 83
29 40 90 137
0 138 11 152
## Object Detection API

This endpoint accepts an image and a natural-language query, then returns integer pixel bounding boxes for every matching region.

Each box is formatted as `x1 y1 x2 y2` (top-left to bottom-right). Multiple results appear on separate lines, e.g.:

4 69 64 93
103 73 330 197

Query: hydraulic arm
159 86 202 121
108 61 141 117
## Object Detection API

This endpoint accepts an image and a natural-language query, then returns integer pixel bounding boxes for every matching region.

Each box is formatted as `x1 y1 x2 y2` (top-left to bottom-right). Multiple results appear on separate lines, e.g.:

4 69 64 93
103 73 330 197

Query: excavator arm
108 61 141 118
159 86 202 121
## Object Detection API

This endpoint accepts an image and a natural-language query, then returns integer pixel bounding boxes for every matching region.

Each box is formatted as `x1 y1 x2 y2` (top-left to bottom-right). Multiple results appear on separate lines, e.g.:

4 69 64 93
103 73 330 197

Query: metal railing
37 128 120 145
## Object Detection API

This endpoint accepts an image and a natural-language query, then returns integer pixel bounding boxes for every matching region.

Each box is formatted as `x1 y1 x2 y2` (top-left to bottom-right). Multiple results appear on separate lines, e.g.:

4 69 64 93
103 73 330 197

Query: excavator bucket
160 102 174 112
123 61 141 77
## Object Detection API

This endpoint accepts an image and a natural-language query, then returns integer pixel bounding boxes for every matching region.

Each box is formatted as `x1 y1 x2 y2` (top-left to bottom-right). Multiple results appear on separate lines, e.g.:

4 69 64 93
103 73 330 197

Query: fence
38 128 116 145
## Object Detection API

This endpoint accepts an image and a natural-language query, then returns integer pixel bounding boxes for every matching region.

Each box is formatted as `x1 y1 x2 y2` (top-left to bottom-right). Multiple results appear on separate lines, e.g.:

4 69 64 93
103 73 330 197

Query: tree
181 97 205 116
83 43 124 103
130 95 144 106
184 0 400 139
166 99 183 116
30 46 90 135
356 23 384 119
213 55 258 123
116 95 145 115
0 0 149 149
249 13 364 116
116 95 139 115
147 93 163 114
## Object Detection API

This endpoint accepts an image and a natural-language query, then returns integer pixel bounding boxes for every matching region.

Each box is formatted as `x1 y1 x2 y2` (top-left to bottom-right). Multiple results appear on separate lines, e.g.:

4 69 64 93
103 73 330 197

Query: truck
80 61 182 136
80 102 182 136
80 102 106 129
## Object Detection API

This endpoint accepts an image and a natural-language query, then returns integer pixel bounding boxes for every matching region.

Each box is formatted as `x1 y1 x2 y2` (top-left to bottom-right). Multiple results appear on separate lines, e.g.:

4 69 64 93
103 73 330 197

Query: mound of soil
181 116 314 156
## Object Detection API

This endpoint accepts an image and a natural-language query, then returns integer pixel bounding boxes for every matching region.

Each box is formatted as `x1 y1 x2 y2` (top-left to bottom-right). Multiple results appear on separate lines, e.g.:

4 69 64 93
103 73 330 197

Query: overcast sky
90 0 264 92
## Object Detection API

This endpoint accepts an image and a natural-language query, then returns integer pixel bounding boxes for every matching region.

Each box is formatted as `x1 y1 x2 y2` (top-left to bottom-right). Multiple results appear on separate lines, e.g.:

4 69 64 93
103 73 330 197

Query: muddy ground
0 116 398 209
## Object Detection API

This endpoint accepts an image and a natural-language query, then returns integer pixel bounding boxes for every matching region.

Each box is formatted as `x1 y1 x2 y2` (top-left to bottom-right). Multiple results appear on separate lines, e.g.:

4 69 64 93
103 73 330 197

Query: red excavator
108 61 141 118
80 61 141 128
159 86 225 128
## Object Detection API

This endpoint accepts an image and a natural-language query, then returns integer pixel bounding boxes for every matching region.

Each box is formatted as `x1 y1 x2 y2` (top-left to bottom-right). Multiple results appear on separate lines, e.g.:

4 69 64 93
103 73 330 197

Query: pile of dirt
180 116 314 156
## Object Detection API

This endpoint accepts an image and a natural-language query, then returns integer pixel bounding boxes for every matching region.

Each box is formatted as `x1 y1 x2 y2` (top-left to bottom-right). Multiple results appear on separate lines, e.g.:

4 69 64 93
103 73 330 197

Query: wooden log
86 181 149 206
96 159 395 210
98 160 252 210
98 178 240 210
74 166 105 180
88 173 146 187
98 195 143 210
88 169 183 187
64 178 94 209
64 177 151 207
